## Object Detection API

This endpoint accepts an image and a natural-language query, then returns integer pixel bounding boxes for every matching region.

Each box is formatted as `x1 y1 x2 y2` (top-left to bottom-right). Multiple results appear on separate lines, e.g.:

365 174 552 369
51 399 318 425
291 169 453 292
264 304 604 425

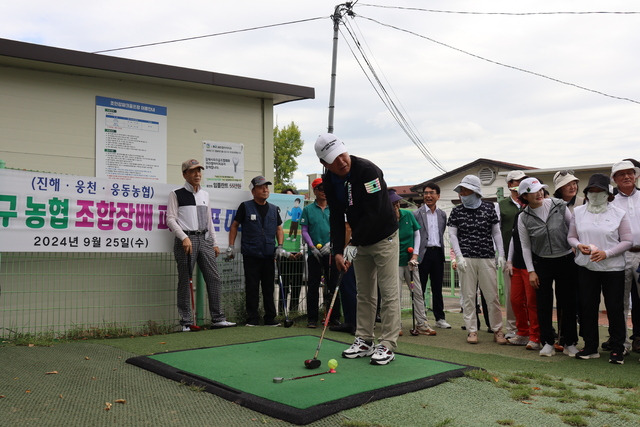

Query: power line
357 14 640 106
92 17 327 54
358 4 640 15
339 17 446 172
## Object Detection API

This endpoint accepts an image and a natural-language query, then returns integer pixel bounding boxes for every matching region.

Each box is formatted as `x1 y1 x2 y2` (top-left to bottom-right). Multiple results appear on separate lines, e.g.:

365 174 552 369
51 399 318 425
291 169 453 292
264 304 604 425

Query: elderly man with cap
517 177 579 357
610 160 640 354
315 133 400 365
167 159 236 332
228 176 287 327
499 170 527 341
300 177 343 330
390 188 437 336
447 175 507 345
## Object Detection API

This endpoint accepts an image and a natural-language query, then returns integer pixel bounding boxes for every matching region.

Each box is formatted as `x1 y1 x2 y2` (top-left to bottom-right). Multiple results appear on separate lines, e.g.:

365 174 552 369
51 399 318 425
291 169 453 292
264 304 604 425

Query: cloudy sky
3 0 640 188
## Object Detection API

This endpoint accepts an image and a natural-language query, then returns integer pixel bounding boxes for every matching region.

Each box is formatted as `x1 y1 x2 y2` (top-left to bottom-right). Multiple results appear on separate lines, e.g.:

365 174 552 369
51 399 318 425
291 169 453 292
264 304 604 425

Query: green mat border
126 336 477 425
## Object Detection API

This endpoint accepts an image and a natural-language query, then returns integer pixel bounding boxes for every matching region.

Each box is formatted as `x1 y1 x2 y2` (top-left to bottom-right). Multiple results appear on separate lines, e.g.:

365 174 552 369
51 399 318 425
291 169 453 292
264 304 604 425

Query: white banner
0 169 248 252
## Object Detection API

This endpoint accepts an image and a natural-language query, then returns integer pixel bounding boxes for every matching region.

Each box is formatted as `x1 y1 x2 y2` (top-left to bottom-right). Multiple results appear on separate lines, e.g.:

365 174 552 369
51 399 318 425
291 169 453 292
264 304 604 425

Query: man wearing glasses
414 182 450 329
610 160 640 354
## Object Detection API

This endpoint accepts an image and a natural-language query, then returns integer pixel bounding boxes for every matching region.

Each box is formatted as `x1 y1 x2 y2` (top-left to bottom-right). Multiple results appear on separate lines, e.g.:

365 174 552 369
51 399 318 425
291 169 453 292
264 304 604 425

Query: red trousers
510 267 540 342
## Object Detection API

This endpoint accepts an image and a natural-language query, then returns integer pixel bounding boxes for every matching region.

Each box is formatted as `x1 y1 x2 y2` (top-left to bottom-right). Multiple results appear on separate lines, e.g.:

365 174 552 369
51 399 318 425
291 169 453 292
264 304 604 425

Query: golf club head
410 329 419 336
284 319 294 328
273 377 284 383
304 358 322 370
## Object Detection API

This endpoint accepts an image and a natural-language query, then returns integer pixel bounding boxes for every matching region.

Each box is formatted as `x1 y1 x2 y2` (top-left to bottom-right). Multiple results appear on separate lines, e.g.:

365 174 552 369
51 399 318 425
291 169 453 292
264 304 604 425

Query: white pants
460 258 503 333
503 269 517 334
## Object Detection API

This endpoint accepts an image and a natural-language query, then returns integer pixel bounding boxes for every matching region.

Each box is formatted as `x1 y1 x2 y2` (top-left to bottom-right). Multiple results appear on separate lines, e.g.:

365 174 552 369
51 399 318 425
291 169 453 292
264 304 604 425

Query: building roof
410 158 536 193
0 38 314 105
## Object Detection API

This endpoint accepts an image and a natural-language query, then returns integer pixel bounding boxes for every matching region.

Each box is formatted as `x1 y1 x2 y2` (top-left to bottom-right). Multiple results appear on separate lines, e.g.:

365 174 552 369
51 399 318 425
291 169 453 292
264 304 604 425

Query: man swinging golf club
315 133 400 365
167 159 236 331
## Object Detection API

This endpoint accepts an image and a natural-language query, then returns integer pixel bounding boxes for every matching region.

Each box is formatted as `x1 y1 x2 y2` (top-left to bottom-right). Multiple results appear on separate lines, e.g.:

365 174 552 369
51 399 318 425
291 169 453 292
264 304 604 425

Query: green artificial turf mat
127 335 473 424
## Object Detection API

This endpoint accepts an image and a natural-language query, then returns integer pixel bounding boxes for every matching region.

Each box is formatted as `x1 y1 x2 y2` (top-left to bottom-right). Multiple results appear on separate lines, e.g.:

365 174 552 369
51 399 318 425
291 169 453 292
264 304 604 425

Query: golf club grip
313 271 344 359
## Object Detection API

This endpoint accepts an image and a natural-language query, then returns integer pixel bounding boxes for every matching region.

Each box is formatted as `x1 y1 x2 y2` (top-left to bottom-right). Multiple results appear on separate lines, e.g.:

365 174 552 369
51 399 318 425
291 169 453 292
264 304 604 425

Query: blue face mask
460 193 482 209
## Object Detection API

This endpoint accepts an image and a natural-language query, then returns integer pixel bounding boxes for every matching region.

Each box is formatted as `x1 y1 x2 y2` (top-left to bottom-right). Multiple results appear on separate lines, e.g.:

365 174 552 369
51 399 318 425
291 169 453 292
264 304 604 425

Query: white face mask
460 193 482 209
587 191 609 213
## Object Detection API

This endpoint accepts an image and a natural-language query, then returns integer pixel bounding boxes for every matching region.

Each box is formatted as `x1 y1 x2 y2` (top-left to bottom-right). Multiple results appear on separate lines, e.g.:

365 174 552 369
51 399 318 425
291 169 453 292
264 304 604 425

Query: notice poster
96 96 167 182
202 141 244 190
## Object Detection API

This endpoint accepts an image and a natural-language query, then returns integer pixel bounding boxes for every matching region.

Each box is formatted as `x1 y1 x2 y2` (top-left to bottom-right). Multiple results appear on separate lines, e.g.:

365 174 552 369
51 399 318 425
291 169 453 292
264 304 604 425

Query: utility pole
327 2 354 133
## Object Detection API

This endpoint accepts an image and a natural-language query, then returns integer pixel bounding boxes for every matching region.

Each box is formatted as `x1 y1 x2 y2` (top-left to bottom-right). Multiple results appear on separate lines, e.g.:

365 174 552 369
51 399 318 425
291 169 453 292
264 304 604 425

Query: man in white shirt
610 160 640 353
413 182 450 329
167 159 236 331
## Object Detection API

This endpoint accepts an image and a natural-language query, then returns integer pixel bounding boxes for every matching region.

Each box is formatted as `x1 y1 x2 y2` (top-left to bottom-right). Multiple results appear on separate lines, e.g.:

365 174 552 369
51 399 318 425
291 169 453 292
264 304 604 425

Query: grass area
3 310 640 426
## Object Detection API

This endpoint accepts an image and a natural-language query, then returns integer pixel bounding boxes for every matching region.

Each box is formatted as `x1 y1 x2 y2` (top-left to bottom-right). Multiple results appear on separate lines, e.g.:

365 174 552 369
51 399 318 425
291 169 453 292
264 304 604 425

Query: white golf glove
497 256 506 271
456 255 467 273
275 245 289 259
319 242 331 256
310 246 322 261
225 246 235 261
344 245 358 263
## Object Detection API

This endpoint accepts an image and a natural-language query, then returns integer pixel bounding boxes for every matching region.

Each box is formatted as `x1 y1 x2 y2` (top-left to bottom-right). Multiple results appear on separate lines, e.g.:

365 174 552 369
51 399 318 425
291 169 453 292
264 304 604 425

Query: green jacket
498 197 521 254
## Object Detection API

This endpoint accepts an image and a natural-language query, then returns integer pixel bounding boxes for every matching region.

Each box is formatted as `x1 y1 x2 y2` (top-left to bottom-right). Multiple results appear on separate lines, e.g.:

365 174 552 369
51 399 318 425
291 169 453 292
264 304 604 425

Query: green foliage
273 122 304 192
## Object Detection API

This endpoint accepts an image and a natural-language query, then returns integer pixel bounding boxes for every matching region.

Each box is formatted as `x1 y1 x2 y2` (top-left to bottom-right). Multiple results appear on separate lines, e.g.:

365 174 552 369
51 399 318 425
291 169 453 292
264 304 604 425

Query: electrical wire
357 14 640 105
358 4 640 15
339 18 446 172
92 17 327 54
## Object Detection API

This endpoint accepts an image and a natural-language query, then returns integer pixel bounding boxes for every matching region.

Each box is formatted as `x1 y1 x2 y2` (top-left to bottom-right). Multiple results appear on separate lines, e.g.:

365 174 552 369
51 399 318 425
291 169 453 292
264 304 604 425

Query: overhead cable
358 4 640 15
92 17 327 54
358 14 640 105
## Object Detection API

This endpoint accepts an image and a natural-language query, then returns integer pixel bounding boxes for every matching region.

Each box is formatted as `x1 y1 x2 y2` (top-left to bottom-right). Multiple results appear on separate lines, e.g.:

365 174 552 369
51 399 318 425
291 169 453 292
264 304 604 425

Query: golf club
273 368 334 383
409 268 419 336
275 259 294 328
406 247 419 336
304 270 344 369
187 252 196 322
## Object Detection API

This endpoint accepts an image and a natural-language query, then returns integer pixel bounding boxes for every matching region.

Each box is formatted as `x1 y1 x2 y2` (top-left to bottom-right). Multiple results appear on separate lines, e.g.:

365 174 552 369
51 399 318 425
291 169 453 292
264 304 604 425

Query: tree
273 122 304 193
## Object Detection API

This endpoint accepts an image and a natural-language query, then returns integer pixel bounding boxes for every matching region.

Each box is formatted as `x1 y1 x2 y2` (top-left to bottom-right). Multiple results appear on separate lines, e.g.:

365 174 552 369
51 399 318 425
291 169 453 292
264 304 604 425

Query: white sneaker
342 337 375 359
539 344 556 357
563 344 579 357
505 332 517 340
435 319 451 329
526 341 541 351
370 344 395 365
212 320 237 328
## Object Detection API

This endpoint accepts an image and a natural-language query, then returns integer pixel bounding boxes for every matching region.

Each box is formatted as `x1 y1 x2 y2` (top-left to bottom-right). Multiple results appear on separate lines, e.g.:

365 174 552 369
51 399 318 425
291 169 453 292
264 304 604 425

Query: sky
3 1 640 189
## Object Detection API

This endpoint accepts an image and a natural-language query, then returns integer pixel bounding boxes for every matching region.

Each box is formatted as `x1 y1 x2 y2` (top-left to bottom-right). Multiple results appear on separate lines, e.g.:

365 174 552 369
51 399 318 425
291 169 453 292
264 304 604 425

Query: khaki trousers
354 231 400 350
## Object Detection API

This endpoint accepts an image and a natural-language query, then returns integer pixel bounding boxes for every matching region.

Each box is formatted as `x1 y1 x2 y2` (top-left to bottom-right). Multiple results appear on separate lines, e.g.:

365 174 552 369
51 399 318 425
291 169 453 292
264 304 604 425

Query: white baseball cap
506 170 526 183
315 133 347 164
518 177 548 196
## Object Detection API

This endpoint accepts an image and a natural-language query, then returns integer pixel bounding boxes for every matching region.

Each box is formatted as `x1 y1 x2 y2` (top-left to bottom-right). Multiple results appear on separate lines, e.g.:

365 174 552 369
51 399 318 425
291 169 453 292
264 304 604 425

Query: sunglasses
557 170 574 177
314 185 324 191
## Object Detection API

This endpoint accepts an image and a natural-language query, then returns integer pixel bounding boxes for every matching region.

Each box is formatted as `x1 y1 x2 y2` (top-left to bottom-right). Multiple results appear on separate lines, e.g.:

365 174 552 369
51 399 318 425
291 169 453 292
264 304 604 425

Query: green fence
0 251 465 339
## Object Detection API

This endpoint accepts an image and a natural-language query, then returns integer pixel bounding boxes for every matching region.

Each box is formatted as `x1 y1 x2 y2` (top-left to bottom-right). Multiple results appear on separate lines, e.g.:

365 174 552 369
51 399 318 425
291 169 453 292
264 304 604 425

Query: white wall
0 65 273 186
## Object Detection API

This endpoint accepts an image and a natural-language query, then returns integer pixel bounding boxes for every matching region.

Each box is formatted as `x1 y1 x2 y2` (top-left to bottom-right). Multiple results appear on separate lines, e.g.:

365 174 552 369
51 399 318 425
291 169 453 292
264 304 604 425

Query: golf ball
316 243 323 249
328 359 338 370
